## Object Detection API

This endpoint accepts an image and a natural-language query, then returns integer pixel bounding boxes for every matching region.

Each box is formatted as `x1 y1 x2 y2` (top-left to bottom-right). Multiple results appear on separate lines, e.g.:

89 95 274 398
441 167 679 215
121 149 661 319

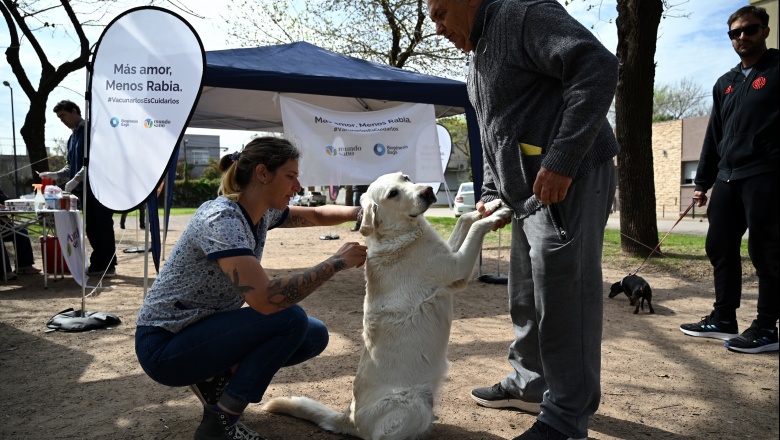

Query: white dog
263 172 513 440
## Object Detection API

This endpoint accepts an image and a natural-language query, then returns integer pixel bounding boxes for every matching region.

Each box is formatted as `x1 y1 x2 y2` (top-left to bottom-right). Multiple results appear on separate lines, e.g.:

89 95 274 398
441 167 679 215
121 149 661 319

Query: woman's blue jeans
135 305 328 403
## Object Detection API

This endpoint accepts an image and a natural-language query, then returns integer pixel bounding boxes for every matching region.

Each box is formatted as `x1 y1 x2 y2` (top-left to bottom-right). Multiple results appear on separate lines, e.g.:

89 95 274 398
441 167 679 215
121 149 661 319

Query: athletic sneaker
471 383 541 414
194 409 265 440
725 322 779 354
679 312 739 340
190 370 232 406
512 420 586 440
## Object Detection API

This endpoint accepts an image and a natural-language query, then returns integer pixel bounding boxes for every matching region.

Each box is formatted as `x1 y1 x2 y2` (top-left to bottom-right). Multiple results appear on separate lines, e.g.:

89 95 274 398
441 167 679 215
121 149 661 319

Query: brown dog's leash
629 199 697 276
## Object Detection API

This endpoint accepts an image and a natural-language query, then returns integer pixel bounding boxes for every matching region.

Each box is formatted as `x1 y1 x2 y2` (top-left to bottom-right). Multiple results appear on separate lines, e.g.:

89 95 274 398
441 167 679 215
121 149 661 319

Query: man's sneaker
471 383 541 414
194 409 266 440
86 266 116 278
190 370 232 406
512 420 586 440
725 322 779 354
679 312 738 340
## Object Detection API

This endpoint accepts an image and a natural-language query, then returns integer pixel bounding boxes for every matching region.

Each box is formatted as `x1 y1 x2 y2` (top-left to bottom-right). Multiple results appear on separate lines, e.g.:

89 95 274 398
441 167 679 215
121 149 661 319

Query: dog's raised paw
483 199 503 213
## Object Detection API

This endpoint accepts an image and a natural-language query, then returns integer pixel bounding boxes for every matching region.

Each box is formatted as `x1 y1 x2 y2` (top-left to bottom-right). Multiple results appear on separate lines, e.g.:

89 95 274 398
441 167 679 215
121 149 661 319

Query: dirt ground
1 214 777 440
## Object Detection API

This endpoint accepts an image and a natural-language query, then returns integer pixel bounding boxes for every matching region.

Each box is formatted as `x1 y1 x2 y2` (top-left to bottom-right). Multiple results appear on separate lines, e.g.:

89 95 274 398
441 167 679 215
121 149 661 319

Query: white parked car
452 182 476 217
300 191 327 207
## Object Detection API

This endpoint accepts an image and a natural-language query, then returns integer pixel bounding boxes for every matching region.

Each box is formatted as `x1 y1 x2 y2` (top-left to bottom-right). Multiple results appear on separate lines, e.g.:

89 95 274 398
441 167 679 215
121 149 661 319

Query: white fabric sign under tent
52 210 85 287
47 6 205 332
280 97 441 187
189 42 486 201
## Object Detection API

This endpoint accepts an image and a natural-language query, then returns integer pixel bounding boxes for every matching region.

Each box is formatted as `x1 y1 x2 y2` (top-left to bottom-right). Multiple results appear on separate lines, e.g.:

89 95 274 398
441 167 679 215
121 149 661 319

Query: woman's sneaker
190 370 232 406
725 322 779 354
679 312 738 340
194 409 265 440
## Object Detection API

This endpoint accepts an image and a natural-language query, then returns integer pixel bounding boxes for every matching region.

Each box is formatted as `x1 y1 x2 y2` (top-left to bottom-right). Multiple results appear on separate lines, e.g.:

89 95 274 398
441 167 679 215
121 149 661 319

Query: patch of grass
602 229 755 283
426 216 512 248
157 208 199 216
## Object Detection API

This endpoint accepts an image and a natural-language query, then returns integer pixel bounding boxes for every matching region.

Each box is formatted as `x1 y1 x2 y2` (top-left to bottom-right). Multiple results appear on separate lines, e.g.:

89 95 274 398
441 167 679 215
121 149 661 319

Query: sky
0 0 752 157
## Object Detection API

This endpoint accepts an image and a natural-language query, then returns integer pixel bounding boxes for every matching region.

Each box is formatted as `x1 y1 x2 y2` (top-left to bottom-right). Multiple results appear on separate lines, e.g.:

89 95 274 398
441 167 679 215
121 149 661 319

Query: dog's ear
359 202 377 236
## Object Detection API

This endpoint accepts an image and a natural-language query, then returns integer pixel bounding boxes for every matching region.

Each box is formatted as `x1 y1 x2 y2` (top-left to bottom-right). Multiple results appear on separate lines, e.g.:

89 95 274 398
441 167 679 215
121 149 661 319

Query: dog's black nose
421 186 436 204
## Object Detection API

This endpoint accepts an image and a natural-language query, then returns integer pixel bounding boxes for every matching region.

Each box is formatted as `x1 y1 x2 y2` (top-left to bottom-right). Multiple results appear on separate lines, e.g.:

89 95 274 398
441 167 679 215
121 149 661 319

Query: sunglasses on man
727 23 766 40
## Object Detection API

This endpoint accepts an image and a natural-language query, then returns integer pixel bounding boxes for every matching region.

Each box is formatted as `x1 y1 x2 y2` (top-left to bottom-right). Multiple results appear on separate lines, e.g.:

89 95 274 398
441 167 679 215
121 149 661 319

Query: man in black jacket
680 5 778 354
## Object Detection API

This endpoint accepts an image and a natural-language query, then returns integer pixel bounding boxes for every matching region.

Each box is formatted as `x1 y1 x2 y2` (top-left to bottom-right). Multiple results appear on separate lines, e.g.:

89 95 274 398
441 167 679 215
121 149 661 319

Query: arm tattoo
230 268 255 300
267 256 347 308
279 214 315 228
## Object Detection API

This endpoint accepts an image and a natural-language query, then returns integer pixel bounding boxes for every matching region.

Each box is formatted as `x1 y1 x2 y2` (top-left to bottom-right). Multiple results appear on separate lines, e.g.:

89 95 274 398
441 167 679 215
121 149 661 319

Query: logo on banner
110 117 120 127
144 118 154 128
374 143 386 156
67 228 81 256
325 146 338 156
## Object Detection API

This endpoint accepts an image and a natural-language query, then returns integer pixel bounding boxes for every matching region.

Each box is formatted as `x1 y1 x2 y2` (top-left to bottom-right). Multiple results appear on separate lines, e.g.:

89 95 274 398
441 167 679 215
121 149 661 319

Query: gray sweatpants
501 160 615 439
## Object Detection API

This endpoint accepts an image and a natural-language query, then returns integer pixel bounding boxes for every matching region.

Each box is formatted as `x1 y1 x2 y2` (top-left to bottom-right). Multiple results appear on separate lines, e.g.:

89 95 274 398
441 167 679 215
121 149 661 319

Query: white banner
89 7 204 211
420 124 453 194
280 96 440 186
53 211 85 286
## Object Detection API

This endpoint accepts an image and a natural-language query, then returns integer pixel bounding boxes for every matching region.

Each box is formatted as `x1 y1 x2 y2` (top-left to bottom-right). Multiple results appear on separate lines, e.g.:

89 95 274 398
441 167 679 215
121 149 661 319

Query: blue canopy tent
149 41 489 279
189 41 484 197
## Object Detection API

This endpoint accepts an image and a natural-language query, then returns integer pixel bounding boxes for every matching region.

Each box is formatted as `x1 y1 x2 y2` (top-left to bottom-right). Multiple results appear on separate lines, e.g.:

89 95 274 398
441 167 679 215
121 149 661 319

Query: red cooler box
39 235 70 274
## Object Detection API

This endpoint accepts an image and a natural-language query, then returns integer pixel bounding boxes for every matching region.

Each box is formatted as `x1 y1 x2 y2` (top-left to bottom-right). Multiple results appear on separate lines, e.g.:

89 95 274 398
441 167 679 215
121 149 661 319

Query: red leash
629 200 698 276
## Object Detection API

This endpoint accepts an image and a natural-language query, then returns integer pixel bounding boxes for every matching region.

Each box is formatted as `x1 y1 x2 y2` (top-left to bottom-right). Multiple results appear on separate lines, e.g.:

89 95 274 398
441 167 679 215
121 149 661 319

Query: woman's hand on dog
335 242 368 268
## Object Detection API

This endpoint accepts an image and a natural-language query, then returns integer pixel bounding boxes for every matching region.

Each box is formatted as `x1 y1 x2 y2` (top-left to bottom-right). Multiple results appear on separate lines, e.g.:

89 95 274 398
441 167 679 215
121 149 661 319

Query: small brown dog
609 274 654 314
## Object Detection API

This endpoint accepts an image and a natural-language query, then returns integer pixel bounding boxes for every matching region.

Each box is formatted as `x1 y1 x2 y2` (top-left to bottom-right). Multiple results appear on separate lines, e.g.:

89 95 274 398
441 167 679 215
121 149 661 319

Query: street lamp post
2 81 20 197
183 138 189 182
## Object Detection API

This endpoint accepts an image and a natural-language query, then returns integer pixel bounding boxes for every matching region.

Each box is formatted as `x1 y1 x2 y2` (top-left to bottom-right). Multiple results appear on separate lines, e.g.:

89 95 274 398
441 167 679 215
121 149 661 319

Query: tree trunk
2 0 91 183
614 0 663 257
21 95 51 179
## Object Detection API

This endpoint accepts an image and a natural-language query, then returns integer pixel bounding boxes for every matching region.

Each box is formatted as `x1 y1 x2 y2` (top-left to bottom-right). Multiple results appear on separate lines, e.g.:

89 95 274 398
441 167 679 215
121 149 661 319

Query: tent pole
144 208 149 297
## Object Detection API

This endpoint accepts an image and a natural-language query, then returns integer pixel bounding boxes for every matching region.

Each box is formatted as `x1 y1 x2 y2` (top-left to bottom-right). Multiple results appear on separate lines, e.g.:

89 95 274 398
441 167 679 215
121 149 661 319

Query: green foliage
437 115 472 178
200 158 222 181
438 116 469 154
169 178 220 208
653 77 710 121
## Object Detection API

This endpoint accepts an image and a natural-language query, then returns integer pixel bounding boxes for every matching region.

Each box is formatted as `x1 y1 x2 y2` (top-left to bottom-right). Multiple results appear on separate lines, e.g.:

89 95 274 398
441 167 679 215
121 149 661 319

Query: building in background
751 0 778 49
179 134 224 179
651 116 709 218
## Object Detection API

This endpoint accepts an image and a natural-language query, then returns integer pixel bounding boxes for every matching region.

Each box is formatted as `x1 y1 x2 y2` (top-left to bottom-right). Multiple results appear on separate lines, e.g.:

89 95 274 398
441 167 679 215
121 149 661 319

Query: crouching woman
135 137 366 440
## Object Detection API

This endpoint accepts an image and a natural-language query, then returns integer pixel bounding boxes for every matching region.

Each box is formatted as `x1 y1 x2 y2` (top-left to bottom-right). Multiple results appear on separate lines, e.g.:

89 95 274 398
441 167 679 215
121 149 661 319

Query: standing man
427 1 618 439
679 6 778 354
41 100 117 277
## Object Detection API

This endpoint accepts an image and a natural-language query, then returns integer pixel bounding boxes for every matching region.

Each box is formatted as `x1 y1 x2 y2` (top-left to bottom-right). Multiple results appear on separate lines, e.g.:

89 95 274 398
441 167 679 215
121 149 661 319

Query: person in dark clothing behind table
40 100 117 278
0 188 41 279
679 5 778 354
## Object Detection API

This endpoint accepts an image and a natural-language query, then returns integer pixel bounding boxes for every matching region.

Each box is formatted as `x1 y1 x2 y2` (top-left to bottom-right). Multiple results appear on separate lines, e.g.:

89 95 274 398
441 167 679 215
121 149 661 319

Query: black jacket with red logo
694 48 778 192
